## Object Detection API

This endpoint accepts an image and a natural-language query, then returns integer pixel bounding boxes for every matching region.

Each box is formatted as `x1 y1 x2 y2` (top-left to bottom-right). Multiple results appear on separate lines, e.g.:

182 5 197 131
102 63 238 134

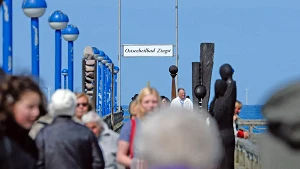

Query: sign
123 44 174 57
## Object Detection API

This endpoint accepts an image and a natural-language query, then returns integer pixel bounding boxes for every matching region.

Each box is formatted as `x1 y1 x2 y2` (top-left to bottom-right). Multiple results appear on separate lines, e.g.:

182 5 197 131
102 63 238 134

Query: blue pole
55 30 62 90
114 74 117 112
102 65 107 116
95 60 99 115
98 61 102 116
31 18 39 78
63 75 67 89
101 64 105 116
106 67 111 114
109 70 112 114
68 41 74 91
2 0 13 74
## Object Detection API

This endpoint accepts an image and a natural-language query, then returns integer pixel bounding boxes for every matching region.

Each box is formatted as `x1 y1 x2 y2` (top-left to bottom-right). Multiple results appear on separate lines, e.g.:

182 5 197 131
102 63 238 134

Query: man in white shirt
170 88 193 111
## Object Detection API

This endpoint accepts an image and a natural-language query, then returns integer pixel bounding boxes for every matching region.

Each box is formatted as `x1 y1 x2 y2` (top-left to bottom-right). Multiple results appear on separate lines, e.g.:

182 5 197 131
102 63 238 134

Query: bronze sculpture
209 63 236 169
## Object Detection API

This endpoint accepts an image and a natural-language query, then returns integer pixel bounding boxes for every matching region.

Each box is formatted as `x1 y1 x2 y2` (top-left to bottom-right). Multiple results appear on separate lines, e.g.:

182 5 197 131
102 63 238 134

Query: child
234 101 249 139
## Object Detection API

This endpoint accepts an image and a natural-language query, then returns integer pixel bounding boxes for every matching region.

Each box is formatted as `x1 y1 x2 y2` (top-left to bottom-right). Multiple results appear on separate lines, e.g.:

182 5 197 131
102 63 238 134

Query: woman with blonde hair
73 93 94 123
233 100 249 139
117 87 161 168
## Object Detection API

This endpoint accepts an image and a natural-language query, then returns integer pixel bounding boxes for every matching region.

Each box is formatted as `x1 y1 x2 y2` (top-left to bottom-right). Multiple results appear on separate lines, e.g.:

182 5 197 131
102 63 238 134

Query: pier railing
237 119 267 134
235 138 260 169
234 119 267 169
103 111 124 132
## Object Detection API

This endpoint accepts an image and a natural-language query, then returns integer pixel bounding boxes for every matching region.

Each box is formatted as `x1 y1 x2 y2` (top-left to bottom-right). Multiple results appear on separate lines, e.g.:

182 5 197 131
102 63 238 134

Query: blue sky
1 0 300 105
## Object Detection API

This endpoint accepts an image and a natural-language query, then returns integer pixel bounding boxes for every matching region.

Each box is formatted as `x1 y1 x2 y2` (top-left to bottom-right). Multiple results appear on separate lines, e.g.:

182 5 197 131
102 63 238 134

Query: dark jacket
35 116 105 169
0 116 38 169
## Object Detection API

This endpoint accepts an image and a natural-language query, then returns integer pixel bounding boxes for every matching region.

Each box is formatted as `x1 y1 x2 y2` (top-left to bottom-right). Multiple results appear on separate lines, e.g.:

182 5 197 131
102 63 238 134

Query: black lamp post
169 65 178 100
194 84 207 112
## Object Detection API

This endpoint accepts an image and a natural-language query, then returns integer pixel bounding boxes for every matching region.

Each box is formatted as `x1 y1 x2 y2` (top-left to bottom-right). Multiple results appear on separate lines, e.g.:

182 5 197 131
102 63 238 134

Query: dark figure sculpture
208 79 228 117
209 63 236 169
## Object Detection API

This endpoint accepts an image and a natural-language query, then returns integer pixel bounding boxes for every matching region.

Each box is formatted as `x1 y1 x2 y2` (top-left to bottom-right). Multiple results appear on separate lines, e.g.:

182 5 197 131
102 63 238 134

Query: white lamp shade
63 34 79 41
23 8 46 18
49 22 68 30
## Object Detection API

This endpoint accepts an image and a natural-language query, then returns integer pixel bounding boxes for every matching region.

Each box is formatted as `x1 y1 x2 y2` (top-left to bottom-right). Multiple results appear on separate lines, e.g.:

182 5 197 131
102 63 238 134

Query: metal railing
235 138 260 169
103 111 124 132
234 119 267 169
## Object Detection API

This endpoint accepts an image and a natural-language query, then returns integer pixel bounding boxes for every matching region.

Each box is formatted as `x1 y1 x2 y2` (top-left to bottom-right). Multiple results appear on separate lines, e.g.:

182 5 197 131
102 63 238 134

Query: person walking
82 111 120 169
35 89 105 169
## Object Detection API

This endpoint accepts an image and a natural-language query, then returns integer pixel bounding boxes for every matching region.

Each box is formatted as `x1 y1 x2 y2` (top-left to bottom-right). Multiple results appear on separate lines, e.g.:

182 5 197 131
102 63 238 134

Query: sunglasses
77 103 88 107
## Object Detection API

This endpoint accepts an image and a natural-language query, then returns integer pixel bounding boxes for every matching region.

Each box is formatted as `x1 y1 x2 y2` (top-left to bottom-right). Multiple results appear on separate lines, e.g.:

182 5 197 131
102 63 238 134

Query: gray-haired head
49 89 77 117
81 111 103 126
135 108 222 169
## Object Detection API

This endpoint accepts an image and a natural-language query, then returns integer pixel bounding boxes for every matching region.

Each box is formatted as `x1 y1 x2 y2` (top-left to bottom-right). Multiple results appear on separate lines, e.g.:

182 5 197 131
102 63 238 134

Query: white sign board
123 44 174 57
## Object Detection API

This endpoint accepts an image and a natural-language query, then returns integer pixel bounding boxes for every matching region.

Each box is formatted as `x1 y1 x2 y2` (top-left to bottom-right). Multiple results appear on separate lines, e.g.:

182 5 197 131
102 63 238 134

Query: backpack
129 118 136 159
126 119 137 169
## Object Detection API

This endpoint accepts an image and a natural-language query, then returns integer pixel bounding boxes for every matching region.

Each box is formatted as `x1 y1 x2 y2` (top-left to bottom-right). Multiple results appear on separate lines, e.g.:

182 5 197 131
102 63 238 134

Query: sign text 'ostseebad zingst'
122 45 174 57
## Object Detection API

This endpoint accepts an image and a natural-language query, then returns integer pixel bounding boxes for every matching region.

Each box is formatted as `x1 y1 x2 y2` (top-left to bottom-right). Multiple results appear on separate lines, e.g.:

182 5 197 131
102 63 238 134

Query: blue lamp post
62 24 79 91
61 69 68 89
113 66 119 112
22 0 47 79
101 55 109 115
92 47 100 115
48 10 69 90
95 49 105 116
105 59 112 115
2 0 13 74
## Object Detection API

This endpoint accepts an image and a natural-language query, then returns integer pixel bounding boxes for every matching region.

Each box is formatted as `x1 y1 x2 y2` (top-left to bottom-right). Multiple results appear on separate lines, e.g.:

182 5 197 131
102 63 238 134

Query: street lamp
169 65 178 100
48 10 69 90
113 66 119 112
2 0 13 74
96 49 105 116
105 58 112 116
101 55 109 64
101 55 109 116
62 24 79 91
92 47 100 115
113 66 119 74
105 59 112 67
22 0 47 79
109 62 115 128
61 69 68 89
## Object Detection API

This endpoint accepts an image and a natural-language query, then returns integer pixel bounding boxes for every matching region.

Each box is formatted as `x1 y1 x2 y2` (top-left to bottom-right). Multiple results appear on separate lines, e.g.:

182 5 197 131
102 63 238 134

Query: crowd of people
0 69 249 169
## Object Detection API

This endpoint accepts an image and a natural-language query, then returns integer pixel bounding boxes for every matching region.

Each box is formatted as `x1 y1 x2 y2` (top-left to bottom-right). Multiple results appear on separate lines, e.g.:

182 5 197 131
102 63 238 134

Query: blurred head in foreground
135 108 222 169
260 81 300 168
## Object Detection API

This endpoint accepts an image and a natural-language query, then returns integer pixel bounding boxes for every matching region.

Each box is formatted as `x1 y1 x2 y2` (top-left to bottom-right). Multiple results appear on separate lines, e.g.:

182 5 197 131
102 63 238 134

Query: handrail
103 111 124 132
234 119 266 169
235 138 260 169
237 119 267 135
